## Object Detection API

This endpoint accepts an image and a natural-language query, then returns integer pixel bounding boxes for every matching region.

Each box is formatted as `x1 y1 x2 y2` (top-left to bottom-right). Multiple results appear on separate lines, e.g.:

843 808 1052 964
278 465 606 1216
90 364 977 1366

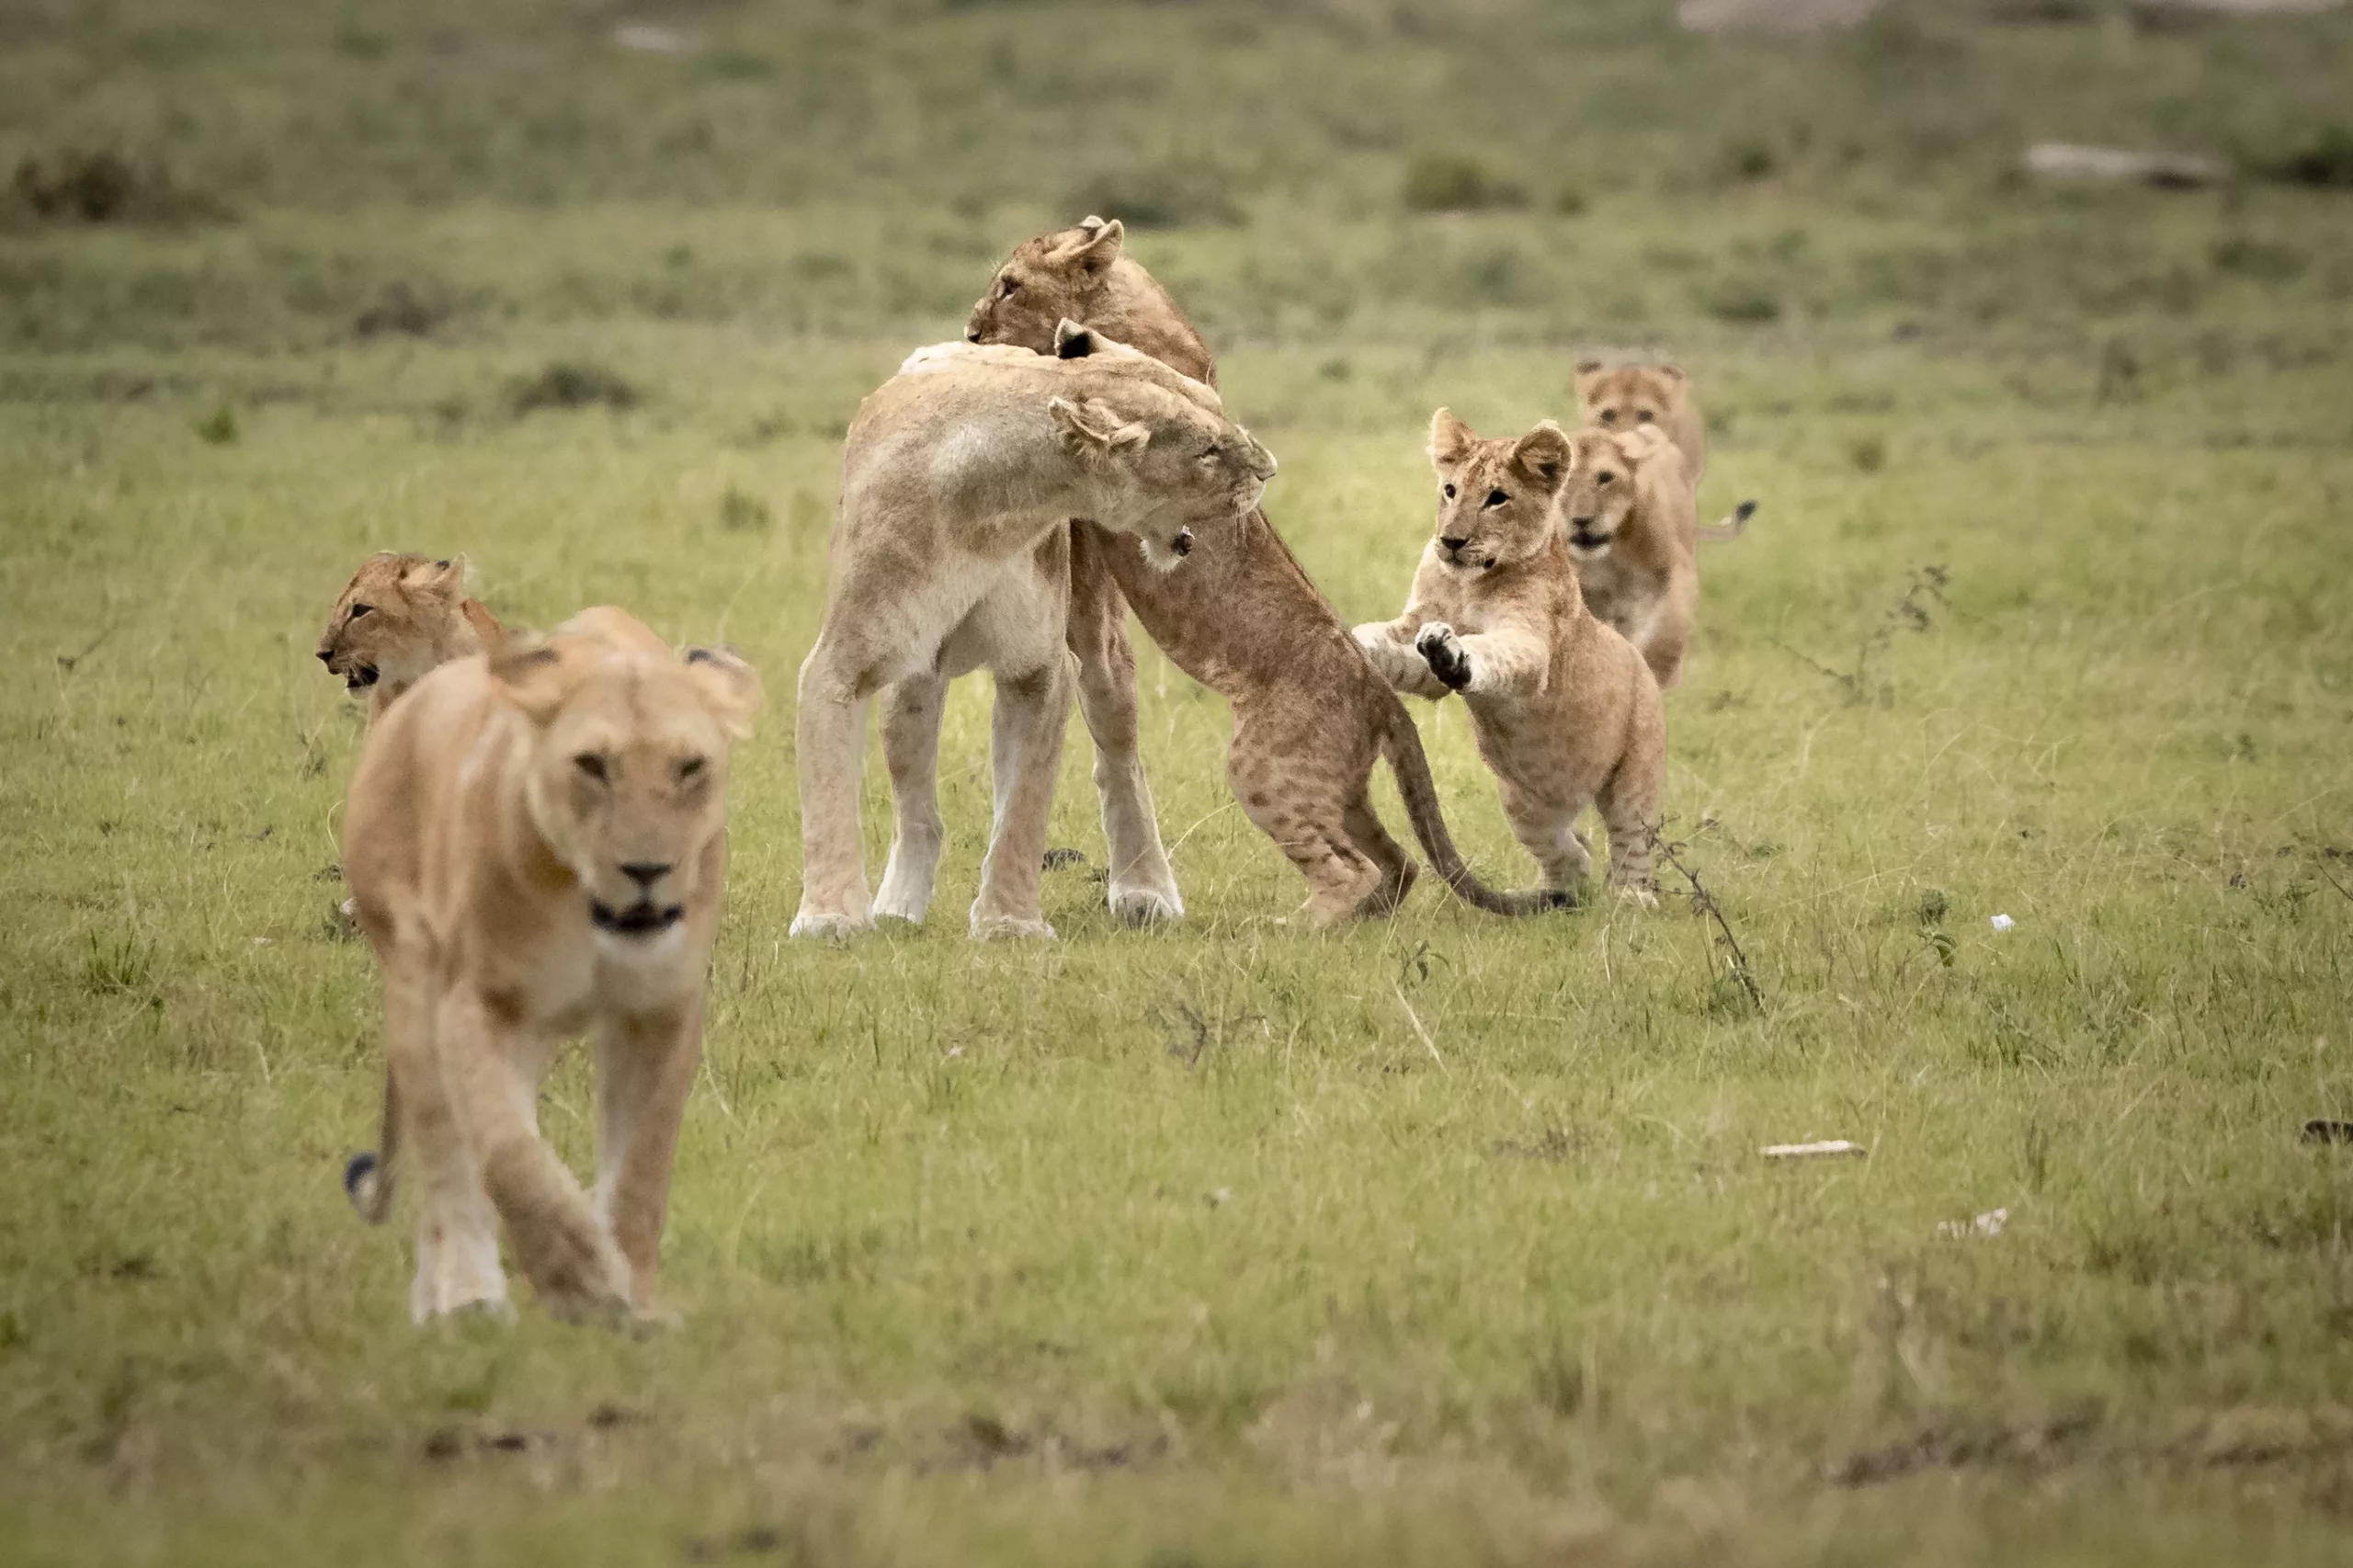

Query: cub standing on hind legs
1355 412 1665 906
965 217 1564 926
790 327 1275 941
316 552 504 721
340 608 760 1323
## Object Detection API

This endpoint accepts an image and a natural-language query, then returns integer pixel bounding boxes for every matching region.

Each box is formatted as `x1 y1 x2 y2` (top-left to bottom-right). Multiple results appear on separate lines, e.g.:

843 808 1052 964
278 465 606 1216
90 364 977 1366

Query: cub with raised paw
1355 411 1666 905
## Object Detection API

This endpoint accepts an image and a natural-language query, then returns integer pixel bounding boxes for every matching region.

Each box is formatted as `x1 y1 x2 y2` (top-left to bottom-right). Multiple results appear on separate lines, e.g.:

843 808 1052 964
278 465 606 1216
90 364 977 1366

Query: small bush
1553 184 1590 217
1403 152 1525 213
2245 123 2353 190
2211 238 2305 281
1849 435 1888 473
509 360 640 415
10 150 222 224
1702 282 1783 325
719 484 772 533
1718 138 1779 185
1064 165 1244 230
195 405 239 445
353 282 448 339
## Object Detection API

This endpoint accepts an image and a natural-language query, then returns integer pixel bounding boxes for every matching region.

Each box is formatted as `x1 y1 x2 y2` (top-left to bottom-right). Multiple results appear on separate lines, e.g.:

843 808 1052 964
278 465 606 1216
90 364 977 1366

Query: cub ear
1574 359 1605 399
1609 426 1667 465
404 553 469 599
1237 426 1278 482
1655 363 1687 382
1053 319 1097 358
1049 396 1150 459
1427 407 1475 472
1053 217 1125 276
1510 421 1571 488
486 634 578 726
681 645 763 741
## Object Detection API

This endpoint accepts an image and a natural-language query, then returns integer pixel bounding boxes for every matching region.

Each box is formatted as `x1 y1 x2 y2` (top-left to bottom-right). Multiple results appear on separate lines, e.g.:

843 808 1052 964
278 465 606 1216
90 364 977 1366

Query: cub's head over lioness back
1426 409 1574 574
964 216 1218 385
1574 360 1705 480
317 552 504 718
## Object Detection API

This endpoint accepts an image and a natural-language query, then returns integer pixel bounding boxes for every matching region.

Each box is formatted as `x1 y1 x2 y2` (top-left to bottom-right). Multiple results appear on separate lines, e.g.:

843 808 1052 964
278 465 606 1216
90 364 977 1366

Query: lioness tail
1695 499 1757 543
342 1064 399 1224
1381 699 1573 917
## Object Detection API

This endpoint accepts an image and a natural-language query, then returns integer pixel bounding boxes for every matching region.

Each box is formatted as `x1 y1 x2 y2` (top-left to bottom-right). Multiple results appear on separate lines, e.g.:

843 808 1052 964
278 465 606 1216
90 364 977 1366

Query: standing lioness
341 608 760 1323
792 327 1275 940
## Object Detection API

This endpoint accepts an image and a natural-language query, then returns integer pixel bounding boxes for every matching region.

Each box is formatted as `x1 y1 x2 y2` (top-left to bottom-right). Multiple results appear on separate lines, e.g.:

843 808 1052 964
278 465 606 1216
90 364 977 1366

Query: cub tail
342 1064 399 1224
1380 699 1574 916
1696 499 1757 543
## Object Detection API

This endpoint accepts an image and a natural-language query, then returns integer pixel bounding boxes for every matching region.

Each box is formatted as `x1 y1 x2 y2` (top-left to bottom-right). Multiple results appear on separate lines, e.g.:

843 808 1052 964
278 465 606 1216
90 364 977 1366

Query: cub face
1556 428 1654 561
1574 361 1688 440
316 553 468 697
491 630 761 956
966 216 1125 352
1425 409 1572 574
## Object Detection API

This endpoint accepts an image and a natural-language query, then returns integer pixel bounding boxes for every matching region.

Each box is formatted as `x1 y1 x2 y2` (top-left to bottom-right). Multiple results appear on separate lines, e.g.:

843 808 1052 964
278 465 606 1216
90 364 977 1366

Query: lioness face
317 553 466 696
1575 363 1687 440
1048 388 1275 570
1557 430 1647 561
966 217 1124 351
1425 410 1571 574
494 635 761 951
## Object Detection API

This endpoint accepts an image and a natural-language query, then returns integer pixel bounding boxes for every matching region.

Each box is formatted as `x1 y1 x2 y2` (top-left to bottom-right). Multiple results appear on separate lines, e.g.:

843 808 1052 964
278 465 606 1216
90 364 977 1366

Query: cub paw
1614 884 1660 911
1415 623 1472 691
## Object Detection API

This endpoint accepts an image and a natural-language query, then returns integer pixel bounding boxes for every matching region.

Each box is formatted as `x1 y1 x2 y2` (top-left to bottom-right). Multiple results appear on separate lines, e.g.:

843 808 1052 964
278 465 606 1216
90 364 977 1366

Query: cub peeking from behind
317 552 504 722
1354 411 1665 906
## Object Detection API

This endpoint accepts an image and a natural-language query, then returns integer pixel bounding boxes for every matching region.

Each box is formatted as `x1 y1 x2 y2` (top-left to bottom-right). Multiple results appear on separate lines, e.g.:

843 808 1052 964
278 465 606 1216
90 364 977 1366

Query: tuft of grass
717 483 771 533
193 404 239 444
2244 122 2353 189
9 149 224 225
1402 152 1525 212
507 360 640 415
1064 165 1245 230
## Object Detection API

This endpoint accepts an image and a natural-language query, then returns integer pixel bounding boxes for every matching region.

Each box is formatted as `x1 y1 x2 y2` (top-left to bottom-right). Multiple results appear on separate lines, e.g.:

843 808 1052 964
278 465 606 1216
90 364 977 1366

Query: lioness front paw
969 911 1057 942
1416 623 1472 691
789 910 872 940
1108 882 1184 926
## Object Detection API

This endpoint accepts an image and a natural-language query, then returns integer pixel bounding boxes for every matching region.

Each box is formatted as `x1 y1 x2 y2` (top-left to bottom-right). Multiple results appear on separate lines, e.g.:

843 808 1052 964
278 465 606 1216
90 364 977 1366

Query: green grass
6 1 2353 1562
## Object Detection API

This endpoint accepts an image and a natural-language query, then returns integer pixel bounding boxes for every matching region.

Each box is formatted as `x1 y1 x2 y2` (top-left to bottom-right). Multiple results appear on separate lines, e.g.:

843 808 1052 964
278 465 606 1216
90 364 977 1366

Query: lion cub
317 552 504 721
1355 412 1665 904
341 608 760 1323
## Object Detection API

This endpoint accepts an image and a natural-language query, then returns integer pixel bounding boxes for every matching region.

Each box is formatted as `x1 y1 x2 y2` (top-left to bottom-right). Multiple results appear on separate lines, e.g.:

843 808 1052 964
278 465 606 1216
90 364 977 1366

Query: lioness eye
1597 472 1615 486
1441 483 1456 499
349 604 373 619
574 754 608 782
1200 443 1222 461
1484 489 1508 507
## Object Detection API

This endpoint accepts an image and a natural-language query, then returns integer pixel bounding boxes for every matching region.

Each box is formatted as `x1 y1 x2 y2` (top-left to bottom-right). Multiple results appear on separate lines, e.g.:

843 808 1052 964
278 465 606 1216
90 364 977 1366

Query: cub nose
619 862 672 891
1568 517 1597 528
964 327 982 343
1439 535 1469 553
315 648 335 664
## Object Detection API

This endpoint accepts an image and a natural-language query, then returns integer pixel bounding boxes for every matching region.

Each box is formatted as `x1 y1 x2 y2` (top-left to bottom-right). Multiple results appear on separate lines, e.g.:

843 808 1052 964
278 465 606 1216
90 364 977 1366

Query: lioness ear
1511 422 1571 489
682 645 763 741
1054 319 1097 359
487 635 577 726
1427 408 1474 472
1049 396 1150 459
1054 217 1124 277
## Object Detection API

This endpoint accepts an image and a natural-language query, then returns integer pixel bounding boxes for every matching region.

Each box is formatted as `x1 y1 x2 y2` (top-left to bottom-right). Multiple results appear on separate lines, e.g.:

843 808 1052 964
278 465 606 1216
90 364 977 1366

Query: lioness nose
315 649 334 664
620 862 672 890
1439 535 1469 552
965 328 982 343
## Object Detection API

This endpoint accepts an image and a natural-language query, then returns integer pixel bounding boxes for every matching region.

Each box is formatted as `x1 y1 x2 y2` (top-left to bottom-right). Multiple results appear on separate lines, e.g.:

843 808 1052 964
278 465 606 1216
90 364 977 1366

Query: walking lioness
965 218 1566 926
1356 413 1665 903
791 326 1275 940
340 608 760 1323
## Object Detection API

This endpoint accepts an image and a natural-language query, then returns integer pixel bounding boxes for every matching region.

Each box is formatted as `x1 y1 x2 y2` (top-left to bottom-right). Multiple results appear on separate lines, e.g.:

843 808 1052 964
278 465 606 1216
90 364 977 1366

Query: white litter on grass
2025 142 2222 189
613 22 697 56
1990 914 2016 933
1937 1207 2009 1240
1761 1140 1866 1160
251 936 273 947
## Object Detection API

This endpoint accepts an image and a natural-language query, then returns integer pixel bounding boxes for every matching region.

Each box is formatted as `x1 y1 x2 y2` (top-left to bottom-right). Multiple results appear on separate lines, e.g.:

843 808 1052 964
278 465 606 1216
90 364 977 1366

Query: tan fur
317 552 504 721
1574 361 1754 544
791 325 1276 941
340 608 760 1324
1554 421 1730 692
964 219 1564 926
1355 413 1665 904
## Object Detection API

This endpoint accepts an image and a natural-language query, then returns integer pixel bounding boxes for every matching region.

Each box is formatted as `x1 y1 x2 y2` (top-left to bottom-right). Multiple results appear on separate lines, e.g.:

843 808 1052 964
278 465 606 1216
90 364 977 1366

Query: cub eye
1483 489 1508 508
1597 472 1616 486
574 754 608 783
1441 483 1456 499
1636 410 1654 423
1200 442 1222 462
676 756 706 783
1597 410 1618 425
348 604 374 619
998 277 1019 298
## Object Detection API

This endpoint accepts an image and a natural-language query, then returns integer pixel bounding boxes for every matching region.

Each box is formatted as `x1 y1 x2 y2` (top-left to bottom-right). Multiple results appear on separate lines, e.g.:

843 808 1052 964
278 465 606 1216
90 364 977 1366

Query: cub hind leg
1228 728 1383 927
1500 780 1594 900
1597 712 1665 909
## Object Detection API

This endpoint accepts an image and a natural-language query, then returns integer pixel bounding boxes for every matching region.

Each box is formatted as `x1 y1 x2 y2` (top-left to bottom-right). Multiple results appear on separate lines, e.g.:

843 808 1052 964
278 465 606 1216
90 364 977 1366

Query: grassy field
6 1 2353 1562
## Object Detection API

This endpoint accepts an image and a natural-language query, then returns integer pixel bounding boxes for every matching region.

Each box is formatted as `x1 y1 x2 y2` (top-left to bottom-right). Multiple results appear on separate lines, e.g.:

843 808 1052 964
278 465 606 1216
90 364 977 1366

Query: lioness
1553 422 1750 692
340 608 760 1323
791 325 1275 941
316 552 504 721
964 218 1565 926
1355 413 1665 904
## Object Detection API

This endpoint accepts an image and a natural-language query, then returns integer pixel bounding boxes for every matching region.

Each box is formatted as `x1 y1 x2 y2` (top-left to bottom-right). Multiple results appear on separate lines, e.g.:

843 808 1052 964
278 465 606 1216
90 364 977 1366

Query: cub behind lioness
317 552 504 721
1355 412 1665 904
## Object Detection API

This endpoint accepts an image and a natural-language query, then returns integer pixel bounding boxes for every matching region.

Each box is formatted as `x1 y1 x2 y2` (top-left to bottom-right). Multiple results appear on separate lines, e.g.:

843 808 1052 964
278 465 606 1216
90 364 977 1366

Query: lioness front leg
874 674 949 925
970 654 1073 940
438 989 631 1323
593 995 703 1319
383 955 510 1322
1069 524 1182 925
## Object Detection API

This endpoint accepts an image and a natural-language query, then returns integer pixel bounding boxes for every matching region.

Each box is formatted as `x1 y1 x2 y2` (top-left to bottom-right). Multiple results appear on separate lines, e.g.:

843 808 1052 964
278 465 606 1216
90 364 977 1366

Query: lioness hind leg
874 674 949 925
791 640 874 938
1069 523 1183 926
971 654 1073 940
593 998 703 1319
438 991 631 1322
